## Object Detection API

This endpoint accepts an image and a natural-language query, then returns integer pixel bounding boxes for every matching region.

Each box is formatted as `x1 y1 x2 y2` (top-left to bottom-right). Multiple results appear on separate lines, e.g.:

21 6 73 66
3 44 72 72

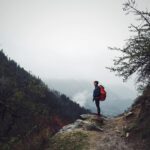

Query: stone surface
59 114 104 133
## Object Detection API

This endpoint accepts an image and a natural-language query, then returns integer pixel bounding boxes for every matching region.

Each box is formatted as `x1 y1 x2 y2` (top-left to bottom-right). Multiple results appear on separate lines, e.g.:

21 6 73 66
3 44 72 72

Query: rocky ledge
59 114 104 133
46 114 106 150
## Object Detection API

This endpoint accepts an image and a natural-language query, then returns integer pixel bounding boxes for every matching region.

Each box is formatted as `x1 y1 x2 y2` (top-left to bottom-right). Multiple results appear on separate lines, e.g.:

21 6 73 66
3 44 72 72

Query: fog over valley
45 79 138 116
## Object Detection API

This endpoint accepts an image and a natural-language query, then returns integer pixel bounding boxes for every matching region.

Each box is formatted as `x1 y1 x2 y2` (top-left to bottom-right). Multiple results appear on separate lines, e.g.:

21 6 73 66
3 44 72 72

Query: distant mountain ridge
0 50 89 149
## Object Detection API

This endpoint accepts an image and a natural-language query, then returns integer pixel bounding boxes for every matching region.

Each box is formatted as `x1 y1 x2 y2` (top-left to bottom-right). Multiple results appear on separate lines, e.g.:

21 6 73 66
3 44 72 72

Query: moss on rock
48 130 89 150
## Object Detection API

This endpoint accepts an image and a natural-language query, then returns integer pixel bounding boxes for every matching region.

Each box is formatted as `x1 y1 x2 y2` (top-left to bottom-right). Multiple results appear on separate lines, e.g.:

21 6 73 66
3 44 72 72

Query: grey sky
0 0 150 89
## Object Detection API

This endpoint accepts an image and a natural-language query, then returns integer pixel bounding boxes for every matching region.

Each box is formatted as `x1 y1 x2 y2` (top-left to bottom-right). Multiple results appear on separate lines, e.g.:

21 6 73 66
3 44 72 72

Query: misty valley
45 79 137 117
0 0 150 149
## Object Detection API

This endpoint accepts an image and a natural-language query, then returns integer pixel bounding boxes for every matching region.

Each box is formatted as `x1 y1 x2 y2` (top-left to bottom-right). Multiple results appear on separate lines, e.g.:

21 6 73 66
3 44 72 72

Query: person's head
94 81 99 87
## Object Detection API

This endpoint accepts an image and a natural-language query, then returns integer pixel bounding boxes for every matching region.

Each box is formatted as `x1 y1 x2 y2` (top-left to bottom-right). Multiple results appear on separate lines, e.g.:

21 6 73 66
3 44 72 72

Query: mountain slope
0 50 89 149
125 85 150 150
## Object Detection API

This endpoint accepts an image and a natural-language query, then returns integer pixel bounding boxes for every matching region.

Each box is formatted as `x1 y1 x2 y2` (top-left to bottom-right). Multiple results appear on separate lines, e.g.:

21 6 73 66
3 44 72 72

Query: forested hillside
0 50 89 149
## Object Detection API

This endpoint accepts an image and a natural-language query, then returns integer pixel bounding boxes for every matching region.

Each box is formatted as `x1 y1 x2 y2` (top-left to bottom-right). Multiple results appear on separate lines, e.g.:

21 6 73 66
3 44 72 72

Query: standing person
93 81 101 116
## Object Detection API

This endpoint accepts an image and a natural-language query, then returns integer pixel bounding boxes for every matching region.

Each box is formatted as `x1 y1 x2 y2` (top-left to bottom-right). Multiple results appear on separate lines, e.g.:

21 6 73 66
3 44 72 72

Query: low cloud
72 90 91 106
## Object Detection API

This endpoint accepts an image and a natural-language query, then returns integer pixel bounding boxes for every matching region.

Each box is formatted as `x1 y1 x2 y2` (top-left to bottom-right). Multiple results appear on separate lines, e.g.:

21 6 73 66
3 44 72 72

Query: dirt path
88 118 134 150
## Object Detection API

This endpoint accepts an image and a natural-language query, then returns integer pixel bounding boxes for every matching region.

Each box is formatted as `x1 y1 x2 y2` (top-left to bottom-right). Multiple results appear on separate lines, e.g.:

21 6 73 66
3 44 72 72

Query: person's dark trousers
95 98 100 115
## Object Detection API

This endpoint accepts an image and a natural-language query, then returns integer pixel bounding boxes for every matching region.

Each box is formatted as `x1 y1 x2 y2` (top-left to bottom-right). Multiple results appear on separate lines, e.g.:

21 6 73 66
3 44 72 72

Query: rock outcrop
59 114 104 133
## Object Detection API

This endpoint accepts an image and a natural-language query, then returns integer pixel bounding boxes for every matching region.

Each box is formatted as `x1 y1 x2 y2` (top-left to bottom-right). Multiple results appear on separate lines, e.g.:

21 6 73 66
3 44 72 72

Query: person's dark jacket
93 86 101 100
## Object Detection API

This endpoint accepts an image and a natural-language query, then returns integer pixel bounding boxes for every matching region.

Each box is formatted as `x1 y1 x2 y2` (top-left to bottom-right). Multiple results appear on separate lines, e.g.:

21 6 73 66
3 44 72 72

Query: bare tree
107 0 150 89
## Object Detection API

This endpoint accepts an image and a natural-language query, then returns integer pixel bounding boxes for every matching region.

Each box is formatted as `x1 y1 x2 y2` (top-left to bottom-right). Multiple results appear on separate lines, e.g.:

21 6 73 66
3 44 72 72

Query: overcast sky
0 0 150 90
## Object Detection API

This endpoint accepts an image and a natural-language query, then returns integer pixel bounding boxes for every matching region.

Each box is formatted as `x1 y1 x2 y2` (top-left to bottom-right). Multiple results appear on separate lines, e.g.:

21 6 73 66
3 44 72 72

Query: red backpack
99 85 106 101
